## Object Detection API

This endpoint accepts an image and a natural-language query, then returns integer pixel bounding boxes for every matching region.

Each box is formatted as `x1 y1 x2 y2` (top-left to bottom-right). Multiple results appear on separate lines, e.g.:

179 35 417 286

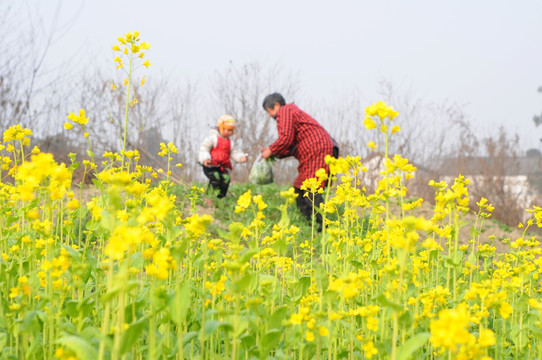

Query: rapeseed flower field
1 32 541 360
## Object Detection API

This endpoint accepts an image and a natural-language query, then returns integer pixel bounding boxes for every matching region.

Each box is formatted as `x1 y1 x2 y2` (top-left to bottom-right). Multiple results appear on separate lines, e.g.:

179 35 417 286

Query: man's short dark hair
262 93 286 110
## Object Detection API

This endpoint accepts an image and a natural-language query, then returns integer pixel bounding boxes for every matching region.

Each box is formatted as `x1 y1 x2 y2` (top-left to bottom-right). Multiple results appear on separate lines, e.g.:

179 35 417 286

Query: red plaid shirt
268 104 333 188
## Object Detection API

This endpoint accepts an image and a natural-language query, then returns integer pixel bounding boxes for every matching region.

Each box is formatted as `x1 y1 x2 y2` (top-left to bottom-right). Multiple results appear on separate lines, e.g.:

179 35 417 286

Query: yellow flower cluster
465 280 513 320
66 109 89 126
328 270 373 300
205 275 228 297
15 153 71 201
113 31 151 69
3 124 32 144
39 248 71 290
289 305 330 342
145 248 176 280
105 225 151 260
8 276 31 312
235 190 252 213
137 187 175 224
158 142 178 157
430 305 473 351
410 285 451 319
363 100 399 133
184 214 213 238
430 304 497 358
430 175 470 228
300 177 324 194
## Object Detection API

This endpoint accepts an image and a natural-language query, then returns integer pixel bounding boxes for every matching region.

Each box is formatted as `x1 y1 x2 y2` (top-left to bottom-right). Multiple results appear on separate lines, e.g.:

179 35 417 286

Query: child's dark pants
203 166 230 198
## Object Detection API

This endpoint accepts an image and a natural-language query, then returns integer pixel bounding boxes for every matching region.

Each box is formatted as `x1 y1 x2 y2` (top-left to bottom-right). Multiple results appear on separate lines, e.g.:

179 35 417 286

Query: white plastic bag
249 155 274 185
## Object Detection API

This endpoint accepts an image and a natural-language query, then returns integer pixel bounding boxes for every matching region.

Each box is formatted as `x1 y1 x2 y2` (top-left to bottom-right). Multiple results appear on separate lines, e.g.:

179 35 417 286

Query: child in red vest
198 115 247 198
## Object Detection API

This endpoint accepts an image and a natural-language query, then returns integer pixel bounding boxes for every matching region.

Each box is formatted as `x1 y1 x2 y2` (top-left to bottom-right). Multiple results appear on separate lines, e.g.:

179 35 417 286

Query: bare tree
533 86 542 138
167 79 200 183
57 68 173 168
308 87 366 159
0 1 82 135
210 61 300 182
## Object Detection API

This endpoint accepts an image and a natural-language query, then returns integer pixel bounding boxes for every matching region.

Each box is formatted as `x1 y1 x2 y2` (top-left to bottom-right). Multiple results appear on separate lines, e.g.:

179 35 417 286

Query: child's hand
241 154 248 163
203 160 211 167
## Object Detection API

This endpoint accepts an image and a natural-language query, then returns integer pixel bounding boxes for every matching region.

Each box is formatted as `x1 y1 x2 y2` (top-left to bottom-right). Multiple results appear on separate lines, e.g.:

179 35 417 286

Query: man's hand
261 147 272 159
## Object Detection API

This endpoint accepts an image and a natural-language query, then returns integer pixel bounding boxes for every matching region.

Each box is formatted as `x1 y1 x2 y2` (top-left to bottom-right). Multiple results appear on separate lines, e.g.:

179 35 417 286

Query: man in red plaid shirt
261 92 336 232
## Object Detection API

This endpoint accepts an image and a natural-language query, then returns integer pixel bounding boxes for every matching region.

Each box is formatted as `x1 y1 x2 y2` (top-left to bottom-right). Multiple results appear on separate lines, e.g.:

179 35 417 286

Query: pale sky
8 0 542 151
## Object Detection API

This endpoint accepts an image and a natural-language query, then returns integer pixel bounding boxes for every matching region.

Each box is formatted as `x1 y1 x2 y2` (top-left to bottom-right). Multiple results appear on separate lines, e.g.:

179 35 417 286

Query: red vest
210 136 232 170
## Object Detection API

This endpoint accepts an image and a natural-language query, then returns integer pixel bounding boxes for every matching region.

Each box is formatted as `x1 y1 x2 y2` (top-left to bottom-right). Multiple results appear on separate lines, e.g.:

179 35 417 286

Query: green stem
121 52 133 169
98 258 114 360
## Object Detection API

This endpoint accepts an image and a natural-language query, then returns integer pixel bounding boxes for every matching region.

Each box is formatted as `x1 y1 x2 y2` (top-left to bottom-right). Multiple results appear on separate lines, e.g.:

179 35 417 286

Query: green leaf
203 320 233 339
278 207 290 228
313 264 328 296
233 272 253 293
445 255 462 268
261 329 281 353
152 286 170 311
239 248 259 264
240 333 255 349
204 320 222 336
467 251 476 266
396 332 430 360
21 311 41 335
119 318 147 355
101 281 139 302
171 281 191 325
375 293 402 312
269 305 288 330
295 276 311 301
223 222 244 244
182 331 198 345
55 335 97 360
170 240 189 263
526 323 542 339
65 300 80 318
429 249 439 262
398 310 413 328
91 178 104 194
63 295 94 320
350 260 364 269
61 244 81 261
68 161 80 171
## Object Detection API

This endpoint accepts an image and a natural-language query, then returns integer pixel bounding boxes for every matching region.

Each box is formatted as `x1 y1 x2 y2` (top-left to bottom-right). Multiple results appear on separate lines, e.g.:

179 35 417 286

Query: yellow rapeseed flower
362 341 378 359
430 305 473 352
66 198 80 210
235 190 252 213
478 327 496 347
318 325 329 337
363 116 377 130
67 109 89 125
184 214 213 238
3 124 33 143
